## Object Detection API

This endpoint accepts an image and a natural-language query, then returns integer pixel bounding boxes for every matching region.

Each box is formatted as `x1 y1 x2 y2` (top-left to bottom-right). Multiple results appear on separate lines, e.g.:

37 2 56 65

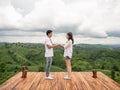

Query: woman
61 32 74 79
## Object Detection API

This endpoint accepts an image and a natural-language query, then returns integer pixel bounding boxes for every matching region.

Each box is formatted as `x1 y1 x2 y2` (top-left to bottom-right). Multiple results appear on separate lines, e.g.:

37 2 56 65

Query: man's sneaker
46 76 54 80
49 74 54 77
64 75 71 79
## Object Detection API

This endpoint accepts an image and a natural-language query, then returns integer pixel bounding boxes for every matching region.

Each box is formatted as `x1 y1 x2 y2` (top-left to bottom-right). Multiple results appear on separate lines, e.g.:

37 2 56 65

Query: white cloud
0 0 120 44
0 1 22 29
11 0 37 15
0 0 11 6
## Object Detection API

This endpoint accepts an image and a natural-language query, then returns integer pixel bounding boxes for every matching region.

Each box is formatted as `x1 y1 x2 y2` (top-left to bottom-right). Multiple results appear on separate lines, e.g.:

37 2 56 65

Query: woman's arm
60 44 64 48
64 42 70 49
62 40 72 49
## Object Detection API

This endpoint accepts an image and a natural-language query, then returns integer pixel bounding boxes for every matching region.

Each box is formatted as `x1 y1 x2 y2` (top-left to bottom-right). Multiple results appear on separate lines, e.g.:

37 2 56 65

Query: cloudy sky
0 0 120 44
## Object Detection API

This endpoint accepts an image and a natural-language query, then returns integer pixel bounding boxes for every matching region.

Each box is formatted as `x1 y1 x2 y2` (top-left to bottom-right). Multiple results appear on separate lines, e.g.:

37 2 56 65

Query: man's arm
47 44 60 49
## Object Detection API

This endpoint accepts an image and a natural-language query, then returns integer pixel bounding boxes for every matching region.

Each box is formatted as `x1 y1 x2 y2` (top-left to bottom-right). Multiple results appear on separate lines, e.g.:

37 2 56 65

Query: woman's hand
60 44 64 48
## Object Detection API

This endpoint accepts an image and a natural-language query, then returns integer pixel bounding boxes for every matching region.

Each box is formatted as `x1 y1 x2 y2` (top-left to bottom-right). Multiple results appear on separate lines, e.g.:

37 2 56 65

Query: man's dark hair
46 30 53 35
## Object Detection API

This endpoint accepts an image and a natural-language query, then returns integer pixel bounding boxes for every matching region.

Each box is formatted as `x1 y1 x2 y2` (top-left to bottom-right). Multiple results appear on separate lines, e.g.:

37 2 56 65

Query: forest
0 42 120 84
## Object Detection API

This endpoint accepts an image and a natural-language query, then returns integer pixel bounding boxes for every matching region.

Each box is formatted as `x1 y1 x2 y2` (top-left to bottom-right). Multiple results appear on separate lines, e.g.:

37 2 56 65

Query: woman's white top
64 40 73 58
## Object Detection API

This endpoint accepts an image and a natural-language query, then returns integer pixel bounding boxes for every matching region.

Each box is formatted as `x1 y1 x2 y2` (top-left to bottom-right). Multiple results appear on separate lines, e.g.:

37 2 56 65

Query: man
45 30 59 79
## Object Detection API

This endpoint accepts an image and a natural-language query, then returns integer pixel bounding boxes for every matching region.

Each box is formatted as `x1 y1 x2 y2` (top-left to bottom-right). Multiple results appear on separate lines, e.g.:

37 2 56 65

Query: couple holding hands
45 30 74 80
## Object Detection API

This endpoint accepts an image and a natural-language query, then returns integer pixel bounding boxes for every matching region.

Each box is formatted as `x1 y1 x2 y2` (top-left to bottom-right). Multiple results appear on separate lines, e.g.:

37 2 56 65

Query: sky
0 0 120 44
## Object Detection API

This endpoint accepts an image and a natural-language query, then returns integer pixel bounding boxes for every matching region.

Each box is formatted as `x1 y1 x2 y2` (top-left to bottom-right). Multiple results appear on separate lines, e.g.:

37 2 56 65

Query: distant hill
0 42 120 84
75 43 120 48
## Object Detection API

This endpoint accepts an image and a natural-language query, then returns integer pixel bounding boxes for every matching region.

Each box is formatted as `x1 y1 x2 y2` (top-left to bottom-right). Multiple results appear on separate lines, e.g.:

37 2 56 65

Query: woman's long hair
67 32 74 44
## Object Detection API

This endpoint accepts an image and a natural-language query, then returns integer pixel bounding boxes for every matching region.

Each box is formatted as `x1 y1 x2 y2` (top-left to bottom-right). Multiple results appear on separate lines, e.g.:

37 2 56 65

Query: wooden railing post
92 69 97 78
21 66 27 78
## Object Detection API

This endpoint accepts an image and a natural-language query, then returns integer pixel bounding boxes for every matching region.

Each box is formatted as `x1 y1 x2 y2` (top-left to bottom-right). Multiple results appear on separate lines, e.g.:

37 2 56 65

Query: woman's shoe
64 75 71 79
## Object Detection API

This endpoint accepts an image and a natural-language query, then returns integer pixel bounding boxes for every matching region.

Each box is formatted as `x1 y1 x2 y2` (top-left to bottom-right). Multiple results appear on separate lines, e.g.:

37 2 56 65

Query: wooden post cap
92 69 97 78
21 66 27 78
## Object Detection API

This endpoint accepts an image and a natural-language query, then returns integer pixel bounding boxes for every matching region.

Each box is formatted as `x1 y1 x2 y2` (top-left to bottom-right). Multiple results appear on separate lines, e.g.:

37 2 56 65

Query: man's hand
53 44 60 47
47 44 60 49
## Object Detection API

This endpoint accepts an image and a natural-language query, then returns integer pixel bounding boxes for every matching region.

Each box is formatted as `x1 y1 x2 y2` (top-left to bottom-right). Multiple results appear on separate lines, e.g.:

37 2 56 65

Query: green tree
112 65 119 71
111 70 115 80
0 62 6 72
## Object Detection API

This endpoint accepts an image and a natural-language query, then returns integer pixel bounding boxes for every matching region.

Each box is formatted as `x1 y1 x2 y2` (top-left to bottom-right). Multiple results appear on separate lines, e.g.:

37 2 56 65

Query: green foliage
111 70 115 80
0 62 6 72
0 43 120 84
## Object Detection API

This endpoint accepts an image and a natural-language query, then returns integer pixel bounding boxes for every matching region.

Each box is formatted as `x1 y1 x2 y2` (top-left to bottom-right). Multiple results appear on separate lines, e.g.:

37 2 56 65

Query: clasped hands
55 44 64 48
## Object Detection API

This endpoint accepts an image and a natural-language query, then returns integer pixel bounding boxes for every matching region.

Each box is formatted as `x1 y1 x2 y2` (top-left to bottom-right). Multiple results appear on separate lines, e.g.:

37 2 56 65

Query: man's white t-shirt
45 37 53 57
64 40 73 58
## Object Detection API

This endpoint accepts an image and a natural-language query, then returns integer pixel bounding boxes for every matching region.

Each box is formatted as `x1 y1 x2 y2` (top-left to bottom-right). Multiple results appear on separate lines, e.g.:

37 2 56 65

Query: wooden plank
0 72 120 90
12 72 34 89
21 72 40 90
0 72 23 90
98 72 120 90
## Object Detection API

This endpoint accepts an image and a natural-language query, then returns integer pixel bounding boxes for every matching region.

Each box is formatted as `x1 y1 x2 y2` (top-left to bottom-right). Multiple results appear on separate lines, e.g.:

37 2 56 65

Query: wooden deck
0 72 120 90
